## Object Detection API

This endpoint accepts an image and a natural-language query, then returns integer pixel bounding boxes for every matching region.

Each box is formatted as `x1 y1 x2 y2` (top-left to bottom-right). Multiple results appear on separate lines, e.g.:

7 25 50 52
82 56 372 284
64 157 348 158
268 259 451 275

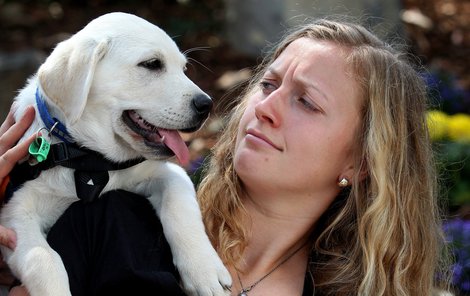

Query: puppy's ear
38 37 109 124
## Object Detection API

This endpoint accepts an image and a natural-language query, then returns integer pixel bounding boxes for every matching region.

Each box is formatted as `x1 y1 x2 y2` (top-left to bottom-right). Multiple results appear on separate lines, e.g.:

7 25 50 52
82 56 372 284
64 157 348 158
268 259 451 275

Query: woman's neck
229 186 336 294
231 194 313 295
238 193 314 272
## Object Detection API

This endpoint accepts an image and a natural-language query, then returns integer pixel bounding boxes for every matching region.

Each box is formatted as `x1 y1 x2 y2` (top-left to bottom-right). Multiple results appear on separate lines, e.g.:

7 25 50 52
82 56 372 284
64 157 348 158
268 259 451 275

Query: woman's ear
338 158 368 185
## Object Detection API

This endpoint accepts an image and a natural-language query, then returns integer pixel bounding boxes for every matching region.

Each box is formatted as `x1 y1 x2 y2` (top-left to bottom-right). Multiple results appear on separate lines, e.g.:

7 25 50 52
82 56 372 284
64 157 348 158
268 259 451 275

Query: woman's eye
139 58 164 71
298 97 319 112
260 81 276 93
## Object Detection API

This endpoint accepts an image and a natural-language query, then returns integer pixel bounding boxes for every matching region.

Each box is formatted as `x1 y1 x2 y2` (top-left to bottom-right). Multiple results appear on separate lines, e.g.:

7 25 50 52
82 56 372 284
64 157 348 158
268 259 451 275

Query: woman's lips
245 128 282 151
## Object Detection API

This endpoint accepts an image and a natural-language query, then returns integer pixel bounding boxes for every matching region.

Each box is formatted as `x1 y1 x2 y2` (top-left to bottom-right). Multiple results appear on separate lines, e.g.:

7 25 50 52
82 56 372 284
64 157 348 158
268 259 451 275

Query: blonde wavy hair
197 19 450 295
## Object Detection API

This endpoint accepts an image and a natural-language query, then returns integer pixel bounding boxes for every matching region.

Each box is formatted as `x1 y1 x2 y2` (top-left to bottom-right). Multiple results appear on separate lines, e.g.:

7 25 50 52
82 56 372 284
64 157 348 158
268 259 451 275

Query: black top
47 190 314 295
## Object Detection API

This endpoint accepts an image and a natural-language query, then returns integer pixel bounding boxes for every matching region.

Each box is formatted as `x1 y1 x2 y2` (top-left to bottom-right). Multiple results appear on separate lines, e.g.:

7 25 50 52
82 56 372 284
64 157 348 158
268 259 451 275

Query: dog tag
28 136 50 162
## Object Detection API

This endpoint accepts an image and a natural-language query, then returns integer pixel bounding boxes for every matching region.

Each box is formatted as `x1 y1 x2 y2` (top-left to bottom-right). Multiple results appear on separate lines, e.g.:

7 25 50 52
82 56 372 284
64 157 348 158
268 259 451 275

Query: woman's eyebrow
303 79 329 102
291 71 329 102
266 65 329 102
264 66 282 79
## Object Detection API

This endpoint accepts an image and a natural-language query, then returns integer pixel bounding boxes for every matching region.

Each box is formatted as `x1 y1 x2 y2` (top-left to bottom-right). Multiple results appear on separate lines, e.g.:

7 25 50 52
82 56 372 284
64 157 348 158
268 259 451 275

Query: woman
198 20 450 295
0 19 450 295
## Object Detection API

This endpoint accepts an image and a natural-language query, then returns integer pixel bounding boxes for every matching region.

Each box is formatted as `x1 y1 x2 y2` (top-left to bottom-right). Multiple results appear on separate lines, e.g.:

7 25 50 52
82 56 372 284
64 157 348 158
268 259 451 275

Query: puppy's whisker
183 46 211 55
187 57 213 73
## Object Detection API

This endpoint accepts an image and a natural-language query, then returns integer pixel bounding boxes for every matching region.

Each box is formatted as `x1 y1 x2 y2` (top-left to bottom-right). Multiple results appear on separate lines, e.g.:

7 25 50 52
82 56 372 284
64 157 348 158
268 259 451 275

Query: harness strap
45 142 145 172
74 170 110 203
5 143 145 203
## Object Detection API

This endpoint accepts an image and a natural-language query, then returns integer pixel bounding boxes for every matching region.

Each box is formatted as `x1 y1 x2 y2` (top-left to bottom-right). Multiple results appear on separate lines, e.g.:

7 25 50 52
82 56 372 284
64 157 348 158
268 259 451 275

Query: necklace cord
236 240 309 295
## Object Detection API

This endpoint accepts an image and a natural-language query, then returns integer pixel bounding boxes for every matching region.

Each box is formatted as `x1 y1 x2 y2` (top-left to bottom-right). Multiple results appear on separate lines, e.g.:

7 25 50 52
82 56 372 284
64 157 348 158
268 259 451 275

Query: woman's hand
0 104 36 186
0 104 35 250
0 104 35 294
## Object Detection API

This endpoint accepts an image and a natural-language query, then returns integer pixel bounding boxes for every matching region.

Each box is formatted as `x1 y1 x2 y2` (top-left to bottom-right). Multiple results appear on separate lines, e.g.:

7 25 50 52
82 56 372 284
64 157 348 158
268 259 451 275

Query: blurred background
0 0 468 294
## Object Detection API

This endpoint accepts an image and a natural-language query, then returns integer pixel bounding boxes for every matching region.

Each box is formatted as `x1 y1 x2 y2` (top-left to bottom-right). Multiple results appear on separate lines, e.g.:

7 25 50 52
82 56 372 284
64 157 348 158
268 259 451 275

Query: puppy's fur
1 12 231 296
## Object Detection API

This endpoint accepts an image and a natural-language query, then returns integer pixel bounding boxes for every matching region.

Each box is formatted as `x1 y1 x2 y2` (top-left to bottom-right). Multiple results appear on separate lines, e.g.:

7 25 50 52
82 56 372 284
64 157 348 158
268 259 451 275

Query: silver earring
338 178 349 187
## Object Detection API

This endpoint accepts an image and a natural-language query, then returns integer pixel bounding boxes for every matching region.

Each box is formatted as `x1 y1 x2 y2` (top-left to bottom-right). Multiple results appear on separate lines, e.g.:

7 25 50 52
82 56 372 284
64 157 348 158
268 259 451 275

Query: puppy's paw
20 246 72 296
176 247 232 296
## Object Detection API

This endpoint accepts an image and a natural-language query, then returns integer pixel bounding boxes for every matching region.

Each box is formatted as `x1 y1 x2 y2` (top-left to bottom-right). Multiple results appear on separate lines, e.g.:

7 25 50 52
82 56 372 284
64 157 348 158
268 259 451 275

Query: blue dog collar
35 87 74 143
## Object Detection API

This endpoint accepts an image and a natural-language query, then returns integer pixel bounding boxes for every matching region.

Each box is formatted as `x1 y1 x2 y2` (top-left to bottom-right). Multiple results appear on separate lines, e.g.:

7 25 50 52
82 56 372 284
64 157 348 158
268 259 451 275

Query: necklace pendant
238 290 248 296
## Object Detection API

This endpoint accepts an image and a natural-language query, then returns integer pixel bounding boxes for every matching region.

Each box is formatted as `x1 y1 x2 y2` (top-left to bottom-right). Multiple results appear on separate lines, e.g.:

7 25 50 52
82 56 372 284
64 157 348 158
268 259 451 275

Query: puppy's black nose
192 94 213 115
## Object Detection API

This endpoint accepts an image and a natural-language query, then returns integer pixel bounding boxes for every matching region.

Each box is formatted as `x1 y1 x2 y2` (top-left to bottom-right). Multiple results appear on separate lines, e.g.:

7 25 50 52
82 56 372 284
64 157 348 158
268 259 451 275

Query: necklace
236 241 308 296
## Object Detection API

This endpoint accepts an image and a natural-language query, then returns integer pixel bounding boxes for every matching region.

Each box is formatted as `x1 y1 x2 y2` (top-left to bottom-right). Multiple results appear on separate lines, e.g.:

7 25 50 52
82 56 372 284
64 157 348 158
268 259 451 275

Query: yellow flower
447 113 470 142
426 110 449 141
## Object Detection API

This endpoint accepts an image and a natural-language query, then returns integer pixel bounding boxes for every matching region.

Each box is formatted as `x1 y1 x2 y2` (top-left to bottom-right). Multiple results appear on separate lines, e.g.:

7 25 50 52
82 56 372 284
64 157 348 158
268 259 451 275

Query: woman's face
234 38 363 201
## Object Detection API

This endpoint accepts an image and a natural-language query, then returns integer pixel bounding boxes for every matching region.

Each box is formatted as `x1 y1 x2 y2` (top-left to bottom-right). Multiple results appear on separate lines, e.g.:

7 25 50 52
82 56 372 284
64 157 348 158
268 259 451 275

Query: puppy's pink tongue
159 129 189 166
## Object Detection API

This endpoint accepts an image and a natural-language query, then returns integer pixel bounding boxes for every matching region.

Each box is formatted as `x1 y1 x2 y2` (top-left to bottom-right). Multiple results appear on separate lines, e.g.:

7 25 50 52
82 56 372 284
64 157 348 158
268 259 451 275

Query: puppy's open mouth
122 110 189 165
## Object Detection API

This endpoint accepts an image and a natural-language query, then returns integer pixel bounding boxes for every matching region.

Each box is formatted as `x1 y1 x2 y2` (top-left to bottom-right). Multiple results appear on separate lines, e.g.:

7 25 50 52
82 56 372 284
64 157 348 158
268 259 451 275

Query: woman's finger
9 285 30 296
0 108 16 137
0 105 35 183
0 225 16 250
0 133 36 184
0 106 35 155
0 102 20 136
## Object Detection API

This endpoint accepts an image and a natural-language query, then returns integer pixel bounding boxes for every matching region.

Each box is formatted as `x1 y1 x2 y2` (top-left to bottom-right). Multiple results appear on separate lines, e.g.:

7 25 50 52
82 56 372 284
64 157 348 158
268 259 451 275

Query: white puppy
0 12 231 296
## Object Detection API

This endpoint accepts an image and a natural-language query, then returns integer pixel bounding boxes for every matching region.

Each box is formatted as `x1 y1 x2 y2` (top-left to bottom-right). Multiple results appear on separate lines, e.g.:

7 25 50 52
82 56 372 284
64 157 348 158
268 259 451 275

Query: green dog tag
28 136 50 162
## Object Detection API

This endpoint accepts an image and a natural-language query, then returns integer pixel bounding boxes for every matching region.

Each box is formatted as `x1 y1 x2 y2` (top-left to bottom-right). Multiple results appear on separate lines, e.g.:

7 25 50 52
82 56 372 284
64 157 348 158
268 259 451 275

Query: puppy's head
37 12 212 165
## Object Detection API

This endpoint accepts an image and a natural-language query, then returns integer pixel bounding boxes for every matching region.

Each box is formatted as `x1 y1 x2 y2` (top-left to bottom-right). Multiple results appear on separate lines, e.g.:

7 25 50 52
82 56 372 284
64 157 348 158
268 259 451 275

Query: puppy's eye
139 58 164 71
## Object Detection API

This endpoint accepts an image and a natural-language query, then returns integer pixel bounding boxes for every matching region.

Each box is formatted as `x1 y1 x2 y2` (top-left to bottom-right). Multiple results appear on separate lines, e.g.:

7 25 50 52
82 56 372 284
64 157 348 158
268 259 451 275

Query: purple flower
443 218 470 293
422 70 470 114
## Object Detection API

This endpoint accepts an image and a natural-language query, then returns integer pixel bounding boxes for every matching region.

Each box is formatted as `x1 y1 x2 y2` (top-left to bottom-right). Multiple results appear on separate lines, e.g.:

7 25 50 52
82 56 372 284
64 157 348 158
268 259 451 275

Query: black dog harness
2 87 145 203
4 142 145 203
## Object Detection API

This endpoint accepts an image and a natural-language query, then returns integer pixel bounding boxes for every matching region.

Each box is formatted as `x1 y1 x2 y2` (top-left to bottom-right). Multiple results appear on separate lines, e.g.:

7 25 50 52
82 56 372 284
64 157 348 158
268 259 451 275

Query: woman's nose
254 90 283 127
